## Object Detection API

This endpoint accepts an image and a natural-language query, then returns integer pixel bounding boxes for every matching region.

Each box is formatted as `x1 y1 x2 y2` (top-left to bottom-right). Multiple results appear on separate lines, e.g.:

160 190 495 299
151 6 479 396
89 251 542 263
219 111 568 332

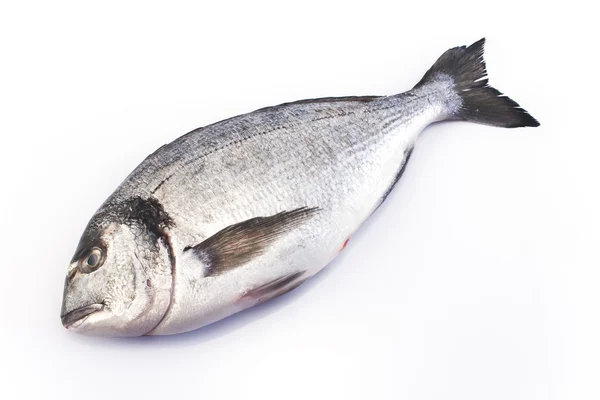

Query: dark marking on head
185 207 319 277
117 196 175 238
90 196 175 239
71 196 174 264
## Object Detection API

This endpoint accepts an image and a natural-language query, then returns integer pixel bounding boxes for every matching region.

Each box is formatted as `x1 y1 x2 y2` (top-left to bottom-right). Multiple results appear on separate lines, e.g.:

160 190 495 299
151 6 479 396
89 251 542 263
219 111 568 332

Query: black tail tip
514 110 541 128
417 37 540 129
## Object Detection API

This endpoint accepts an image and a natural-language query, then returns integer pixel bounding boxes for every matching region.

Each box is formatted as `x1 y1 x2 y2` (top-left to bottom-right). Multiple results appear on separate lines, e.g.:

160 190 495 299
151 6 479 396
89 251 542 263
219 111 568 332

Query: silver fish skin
60 38 539 336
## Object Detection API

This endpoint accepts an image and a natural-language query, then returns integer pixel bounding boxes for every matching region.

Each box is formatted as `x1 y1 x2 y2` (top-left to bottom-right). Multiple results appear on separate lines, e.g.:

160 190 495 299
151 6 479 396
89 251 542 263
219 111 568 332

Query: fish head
61 199 174 337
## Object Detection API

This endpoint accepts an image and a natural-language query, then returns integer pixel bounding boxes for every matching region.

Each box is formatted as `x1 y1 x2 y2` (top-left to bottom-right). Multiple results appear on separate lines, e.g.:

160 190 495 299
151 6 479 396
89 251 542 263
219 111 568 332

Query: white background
1 1 597 399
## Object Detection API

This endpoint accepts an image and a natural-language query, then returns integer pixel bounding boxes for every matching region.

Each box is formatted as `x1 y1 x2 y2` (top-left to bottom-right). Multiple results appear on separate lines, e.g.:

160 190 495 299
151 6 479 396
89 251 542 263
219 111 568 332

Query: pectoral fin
185 207 319 277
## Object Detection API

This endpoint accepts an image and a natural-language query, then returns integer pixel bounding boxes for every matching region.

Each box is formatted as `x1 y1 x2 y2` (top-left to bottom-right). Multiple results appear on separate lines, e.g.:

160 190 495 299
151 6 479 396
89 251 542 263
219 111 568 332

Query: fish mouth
61 304 104 329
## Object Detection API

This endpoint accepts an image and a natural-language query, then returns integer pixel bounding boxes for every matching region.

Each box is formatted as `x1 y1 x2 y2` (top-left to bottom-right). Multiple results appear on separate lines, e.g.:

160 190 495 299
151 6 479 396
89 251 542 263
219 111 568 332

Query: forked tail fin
414 38 540 128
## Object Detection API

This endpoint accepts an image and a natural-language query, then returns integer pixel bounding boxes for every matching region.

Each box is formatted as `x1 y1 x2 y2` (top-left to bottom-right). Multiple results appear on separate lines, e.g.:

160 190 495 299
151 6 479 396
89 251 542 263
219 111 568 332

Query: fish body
60 39 539 336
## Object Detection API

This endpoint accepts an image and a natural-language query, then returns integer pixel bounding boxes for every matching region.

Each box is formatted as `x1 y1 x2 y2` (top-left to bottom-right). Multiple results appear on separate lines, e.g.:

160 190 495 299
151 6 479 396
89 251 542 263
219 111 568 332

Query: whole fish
61 38 539 336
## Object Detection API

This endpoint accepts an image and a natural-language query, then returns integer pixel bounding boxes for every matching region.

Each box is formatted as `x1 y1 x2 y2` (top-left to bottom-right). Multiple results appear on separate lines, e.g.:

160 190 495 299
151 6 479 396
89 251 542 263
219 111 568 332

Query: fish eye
79 247 104 273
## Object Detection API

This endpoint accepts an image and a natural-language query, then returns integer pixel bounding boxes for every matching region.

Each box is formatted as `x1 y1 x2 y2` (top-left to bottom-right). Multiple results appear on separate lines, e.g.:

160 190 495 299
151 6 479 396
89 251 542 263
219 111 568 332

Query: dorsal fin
253 95 382 113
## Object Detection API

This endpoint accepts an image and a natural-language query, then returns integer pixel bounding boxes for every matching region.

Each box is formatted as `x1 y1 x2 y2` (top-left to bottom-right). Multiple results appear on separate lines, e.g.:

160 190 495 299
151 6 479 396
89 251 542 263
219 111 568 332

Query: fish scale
60 38 539 336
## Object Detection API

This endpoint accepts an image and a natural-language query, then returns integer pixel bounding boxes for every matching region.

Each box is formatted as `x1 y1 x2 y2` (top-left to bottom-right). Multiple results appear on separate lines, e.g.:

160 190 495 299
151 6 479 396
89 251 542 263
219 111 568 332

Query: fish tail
414 38 540 128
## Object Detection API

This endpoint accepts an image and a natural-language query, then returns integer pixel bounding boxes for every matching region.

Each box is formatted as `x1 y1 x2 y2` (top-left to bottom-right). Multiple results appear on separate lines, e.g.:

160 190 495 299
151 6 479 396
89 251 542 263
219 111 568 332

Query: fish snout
60 304 104 329
60 264 105 330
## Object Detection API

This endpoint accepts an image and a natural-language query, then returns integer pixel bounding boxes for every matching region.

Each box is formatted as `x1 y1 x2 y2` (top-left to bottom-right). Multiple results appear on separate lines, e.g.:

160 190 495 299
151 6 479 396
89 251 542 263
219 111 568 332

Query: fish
60 38 539 336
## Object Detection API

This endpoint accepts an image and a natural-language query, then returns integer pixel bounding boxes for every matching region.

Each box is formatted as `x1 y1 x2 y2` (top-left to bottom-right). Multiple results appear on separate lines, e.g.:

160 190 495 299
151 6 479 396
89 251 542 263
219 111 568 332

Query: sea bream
60 38 539 336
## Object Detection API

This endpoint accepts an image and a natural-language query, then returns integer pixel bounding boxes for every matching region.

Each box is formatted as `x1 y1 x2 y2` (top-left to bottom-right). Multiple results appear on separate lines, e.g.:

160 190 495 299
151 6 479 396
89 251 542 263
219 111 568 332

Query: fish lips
61 304 104 329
